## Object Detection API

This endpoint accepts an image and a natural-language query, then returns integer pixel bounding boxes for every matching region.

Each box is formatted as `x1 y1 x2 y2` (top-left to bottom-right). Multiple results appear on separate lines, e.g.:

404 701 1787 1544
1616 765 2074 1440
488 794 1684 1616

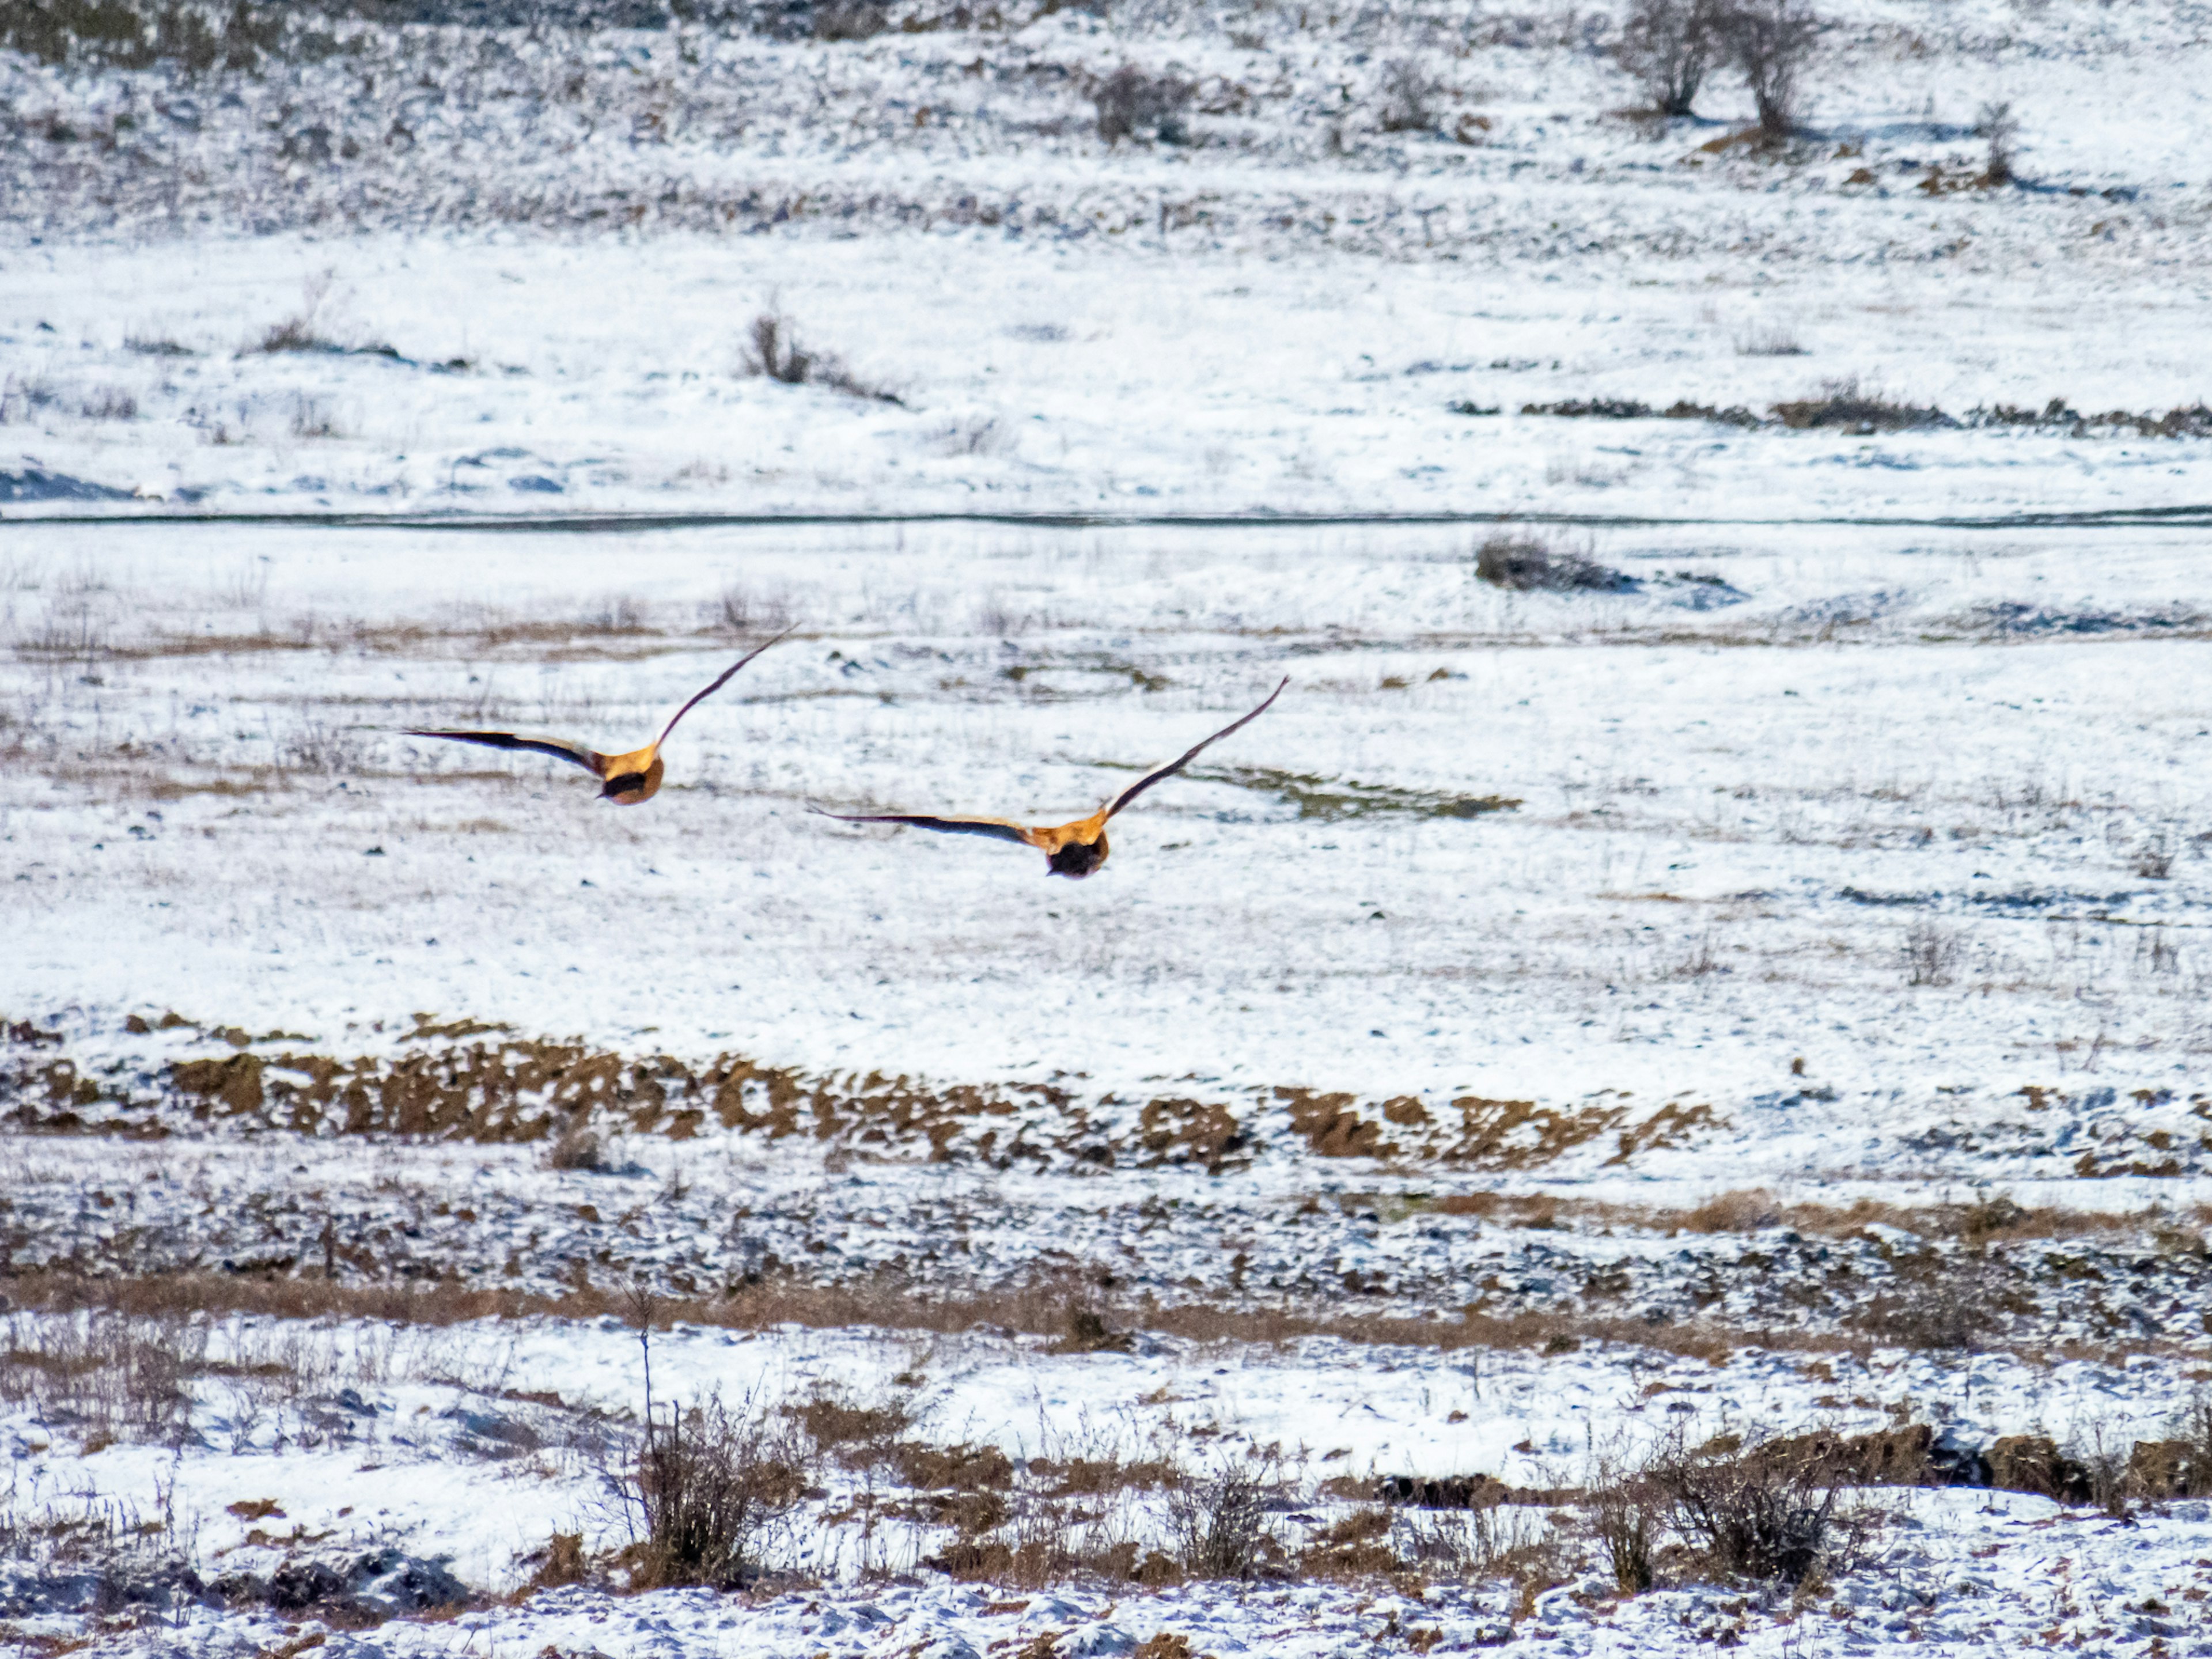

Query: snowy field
2 0 2210 522
7 0 2212 1652
9 512 2212 1654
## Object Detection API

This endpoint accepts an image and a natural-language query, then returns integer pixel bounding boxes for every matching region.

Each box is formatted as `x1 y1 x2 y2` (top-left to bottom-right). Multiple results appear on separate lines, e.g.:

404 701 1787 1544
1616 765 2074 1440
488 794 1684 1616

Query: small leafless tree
1617 0 1722 117
1376 57 1440 132
1902 919 1960 987
1719 0 1820 137
1975 100 2020 183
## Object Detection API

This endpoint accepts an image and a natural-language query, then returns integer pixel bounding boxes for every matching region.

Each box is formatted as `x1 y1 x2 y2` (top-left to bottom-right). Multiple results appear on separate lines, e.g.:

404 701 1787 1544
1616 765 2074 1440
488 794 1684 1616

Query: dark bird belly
1047 838 1107 878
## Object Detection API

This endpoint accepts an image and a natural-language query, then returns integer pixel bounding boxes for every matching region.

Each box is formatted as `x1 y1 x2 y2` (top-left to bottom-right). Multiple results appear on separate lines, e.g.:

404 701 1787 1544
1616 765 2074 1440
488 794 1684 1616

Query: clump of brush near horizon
738 310 901 405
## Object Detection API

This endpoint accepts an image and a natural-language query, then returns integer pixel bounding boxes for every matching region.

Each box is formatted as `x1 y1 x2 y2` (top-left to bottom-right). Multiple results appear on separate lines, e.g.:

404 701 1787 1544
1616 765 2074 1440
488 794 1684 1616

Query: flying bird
813 676 1288 878
405 628 793 805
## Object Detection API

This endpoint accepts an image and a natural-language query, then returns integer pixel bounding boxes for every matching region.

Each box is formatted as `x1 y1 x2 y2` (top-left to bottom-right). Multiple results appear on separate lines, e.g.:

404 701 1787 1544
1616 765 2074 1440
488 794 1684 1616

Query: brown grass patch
0 1266 1836 1368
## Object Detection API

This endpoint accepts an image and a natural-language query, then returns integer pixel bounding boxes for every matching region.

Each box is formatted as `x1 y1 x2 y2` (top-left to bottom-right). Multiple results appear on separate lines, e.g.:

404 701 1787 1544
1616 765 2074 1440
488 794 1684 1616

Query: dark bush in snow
1646 1425 1876 1584
1092 65 1194 146
1975 99 2020 183
1474 535 1635 594
1716 0 1821 137
1374 57 1441 133
624 1392 809 1589
1616 0 1724 118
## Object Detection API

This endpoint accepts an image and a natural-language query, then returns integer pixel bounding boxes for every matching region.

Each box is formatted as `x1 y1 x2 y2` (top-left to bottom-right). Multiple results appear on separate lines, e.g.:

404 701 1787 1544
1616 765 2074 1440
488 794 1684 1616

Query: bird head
1046 836 1108 879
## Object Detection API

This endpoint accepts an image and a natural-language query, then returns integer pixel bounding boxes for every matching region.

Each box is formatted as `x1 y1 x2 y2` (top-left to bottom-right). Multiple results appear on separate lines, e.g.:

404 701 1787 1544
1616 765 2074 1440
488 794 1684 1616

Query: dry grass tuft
1679 1190 1782 1233
791 1388 914 1462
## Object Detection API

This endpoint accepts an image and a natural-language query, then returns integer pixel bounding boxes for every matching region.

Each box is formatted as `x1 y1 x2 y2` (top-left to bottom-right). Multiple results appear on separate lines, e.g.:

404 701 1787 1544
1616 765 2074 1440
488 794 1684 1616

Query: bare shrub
622 1390 808 1589
213 560 268 610
277 714 367 776
715 584 795 636
1473 535 1633 594
1376 58 1441 133
1168 1457 1277 1580
289 394 340 439
812 0 885 39
22 598 114 666
80 385 139 420
1902 920 1959 987
740 312 896 403
1974 100 2020 184
579 593 648 635
2139 927 2181 976
544 1124 607 1172
254 272 339 354
1586 1471 1658 1593
1093 65 1194 146
1616 0 1722 116
1733 320 1804 357
0 374 60 422
1647 1425 1875 1584
1717 0 1820 138
2134 838 2174 880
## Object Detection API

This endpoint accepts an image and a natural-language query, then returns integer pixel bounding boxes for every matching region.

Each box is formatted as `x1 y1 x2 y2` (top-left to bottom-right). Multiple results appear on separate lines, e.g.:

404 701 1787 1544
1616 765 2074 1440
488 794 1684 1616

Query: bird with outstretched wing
404 627 793 804
813 677 1287 878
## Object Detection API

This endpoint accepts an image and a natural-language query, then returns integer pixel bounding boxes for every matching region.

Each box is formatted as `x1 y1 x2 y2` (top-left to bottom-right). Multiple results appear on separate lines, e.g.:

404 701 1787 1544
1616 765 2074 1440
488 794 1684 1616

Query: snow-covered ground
3 0 2211 521
6 1308 2212 1656
10 516 2212 1146
7 0 2212 1650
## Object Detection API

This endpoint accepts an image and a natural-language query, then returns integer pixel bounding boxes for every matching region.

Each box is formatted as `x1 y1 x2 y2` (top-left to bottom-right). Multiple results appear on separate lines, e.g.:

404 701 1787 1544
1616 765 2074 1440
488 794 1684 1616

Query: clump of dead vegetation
1508 388 2212 438
1645 1425 1877 1583
0 0 292 73
1472 534 1634 594
1374 57 1442 134
620 1389 809 1589
1092 65 1193 146
1773 377 1951 434
739 311 900 404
